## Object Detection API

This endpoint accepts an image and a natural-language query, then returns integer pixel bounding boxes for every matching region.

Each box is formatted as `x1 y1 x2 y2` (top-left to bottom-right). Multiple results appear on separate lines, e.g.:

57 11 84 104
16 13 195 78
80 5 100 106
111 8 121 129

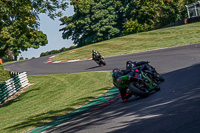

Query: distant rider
92 50 101 60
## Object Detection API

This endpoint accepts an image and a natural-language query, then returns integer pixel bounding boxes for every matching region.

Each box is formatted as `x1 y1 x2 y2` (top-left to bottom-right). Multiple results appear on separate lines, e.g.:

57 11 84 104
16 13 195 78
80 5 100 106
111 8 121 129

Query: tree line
40 45 77 57
60 0 195 47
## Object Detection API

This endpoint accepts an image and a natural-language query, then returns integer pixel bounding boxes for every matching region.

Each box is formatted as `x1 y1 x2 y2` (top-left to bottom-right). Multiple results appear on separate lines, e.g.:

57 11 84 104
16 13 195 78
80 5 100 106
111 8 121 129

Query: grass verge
0 71 113 133
54 22 200 61
2 59 29 65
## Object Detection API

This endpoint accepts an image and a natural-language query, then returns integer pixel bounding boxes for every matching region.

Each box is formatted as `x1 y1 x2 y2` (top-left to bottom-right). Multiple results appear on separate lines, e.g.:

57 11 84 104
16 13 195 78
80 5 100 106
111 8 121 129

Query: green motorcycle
112 69 160 98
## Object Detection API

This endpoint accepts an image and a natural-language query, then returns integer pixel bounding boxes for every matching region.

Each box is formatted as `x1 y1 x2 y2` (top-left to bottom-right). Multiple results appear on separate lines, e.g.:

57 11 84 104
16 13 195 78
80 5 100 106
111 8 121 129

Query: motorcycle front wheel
153 72 165 82
128 82 149 98
100 59 106 66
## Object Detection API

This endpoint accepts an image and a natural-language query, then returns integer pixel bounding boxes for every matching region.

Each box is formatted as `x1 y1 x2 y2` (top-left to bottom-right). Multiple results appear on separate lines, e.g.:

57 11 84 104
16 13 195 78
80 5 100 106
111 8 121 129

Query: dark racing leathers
135 61 155 72
92 51 101 60
127 61 154 71
127 61 164 83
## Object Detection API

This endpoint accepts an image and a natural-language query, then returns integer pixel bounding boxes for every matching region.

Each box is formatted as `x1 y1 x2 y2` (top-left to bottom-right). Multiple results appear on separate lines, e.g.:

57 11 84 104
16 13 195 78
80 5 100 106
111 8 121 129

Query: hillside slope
54 22 200 61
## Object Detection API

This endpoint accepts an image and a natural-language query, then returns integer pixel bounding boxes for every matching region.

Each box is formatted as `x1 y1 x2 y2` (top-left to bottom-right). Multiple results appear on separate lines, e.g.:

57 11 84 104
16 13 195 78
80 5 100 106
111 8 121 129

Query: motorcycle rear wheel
129 83 149 98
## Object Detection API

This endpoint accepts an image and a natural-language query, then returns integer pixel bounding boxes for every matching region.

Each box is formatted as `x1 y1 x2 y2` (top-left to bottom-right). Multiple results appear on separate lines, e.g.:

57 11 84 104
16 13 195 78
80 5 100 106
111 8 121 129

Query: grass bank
0 71 113 133
54 22 200 61
2 59 28 65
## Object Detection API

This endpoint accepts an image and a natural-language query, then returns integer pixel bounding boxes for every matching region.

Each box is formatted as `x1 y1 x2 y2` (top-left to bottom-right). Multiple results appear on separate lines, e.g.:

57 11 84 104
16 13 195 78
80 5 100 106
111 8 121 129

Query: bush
0 64 11 84
19 57 24 60
122 19 152 35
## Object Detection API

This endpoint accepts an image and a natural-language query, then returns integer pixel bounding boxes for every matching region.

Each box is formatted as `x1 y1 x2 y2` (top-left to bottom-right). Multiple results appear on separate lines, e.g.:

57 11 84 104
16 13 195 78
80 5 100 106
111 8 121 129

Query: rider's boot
123 89 132 102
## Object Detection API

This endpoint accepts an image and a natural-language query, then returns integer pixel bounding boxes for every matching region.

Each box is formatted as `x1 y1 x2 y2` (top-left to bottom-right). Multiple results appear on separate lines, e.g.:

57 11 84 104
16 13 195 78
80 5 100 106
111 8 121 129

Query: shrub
0 64 11 84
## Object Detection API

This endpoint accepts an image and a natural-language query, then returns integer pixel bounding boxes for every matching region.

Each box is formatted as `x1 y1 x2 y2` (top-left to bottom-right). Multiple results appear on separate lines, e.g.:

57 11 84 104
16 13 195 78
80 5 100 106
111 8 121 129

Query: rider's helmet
92 50 96 53
112 68 123 79
126 60 135 70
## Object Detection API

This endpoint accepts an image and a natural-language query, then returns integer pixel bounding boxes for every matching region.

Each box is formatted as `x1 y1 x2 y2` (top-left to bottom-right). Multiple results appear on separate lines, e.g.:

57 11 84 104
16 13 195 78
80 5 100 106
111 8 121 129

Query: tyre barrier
0 72 29 104
163 16 200 28
187 16 200 23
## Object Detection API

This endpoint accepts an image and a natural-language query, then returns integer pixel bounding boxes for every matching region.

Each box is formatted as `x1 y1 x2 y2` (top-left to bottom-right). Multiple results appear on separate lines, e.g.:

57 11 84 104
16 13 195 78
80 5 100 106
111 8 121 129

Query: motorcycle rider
92 50 101 60
92 50 106 66
112 60 163 102
112 68 134 102
126 60 152 71
126 60 164 82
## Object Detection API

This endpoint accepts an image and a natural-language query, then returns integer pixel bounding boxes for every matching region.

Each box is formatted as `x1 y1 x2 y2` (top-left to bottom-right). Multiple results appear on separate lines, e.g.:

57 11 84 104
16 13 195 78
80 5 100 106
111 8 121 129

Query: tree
19 56 24 60
122 19 152 35
40 45 77 57
60 0 135 47
122 0 197 35
60 0 196 45
0 0 68 60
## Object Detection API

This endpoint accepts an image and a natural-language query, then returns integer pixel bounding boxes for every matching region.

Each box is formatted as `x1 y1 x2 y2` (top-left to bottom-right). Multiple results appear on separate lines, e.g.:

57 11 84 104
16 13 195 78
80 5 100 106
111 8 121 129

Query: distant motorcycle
94 57 106 66
92 50 106 66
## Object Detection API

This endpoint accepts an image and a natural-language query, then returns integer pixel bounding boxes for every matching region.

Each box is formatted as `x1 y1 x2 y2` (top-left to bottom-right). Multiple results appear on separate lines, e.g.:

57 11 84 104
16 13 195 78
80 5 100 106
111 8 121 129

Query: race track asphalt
4 43 200 76
4 43 200 133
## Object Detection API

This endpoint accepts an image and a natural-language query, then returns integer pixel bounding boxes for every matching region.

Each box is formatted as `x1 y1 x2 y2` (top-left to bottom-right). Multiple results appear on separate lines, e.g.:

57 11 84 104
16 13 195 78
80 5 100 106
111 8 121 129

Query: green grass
2 59 28 65
54 22 200 61
0 71 113 133
0 64 11 84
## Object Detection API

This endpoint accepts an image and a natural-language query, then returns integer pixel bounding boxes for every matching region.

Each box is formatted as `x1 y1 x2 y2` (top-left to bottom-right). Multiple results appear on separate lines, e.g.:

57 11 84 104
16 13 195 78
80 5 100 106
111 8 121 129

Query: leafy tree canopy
123 0 197 35
60 0 197 46
0 0 68 60
60 0 135 47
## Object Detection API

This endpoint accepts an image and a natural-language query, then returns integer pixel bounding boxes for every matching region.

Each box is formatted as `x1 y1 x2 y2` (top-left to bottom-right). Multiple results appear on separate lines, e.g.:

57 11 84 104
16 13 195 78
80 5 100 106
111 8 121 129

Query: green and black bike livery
112 68 160 98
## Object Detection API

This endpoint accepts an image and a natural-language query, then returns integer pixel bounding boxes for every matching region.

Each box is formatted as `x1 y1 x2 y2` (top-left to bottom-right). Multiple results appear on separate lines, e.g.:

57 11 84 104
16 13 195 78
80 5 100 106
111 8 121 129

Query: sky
20 5 74 59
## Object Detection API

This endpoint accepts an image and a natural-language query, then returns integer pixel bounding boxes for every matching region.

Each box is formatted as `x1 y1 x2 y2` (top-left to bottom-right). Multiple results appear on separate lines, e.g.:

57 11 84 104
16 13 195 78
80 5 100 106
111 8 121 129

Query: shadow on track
48 63 200 133
86 66 102 70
